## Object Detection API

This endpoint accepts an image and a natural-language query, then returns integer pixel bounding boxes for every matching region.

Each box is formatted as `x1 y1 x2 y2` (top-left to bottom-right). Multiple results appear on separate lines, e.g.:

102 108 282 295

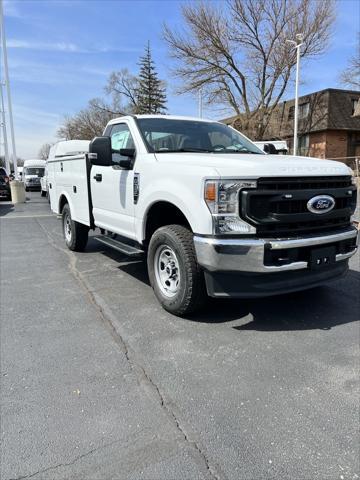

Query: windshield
24 167 45 177
137 118 264 155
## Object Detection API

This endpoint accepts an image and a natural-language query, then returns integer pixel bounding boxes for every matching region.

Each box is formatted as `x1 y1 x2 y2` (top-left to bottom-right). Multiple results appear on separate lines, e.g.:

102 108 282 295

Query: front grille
240 176 357 237
256 176 352 190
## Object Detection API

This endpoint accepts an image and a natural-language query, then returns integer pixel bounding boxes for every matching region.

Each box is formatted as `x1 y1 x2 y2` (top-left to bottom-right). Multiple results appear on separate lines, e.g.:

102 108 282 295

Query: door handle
93 173 102 182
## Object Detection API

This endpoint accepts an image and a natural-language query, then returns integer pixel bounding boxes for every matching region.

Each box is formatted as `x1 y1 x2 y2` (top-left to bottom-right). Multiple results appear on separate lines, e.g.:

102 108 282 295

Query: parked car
254 140 288 154
48 115 358 316
0 167 11 200
23 159 46 191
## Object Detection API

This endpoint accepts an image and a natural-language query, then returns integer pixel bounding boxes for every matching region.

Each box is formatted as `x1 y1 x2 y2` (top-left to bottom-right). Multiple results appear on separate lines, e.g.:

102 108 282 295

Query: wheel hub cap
64 214 72 241
154 246 180 297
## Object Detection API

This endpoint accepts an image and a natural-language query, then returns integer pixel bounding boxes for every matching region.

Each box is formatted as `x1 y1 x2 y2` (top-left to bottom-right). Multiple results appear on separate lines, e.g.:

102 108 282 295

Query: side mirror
119 148 135 158
263 143 278 155
118 148 135 169
89 136 112 166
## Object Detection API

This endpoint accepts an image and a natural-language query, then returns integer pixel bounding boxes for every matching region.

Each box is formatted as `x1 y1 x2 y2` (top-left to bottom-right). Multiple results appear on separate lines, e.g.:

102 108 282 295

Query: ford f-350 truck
48 115 358 315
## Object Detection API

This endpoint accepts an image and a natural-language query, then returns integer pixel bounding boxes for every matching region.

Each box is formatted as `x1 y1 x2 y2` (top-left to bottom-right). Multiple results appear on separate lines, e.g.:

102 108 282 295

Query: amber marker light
204 182 216 202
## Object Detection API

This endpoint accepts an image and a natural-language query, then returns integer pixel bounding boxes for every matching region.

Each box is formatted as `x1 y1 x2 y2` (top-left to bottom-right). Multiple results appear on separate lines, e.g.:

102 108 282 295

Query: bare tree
164 0 335 139
57 98 120 140
58 70 139 141
105 68 139 113
339 37 360 89
38 143 52 160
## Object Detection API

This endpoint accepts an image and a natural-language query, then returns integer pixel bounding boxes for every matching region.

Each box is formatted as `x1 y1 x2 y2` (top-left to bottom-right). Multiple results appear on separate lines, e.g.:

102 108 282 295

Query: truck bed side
48 154 91 226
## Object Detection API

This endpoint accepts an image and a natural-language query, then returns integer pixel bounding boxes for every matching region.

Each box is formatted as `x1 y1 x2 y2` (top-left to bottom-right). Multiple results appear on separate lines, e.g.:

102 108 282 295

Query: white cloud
7 39 83 52
3 0 22 18
6 38 142 54
8 58 103 87
11 105 60 158
14 105 60 125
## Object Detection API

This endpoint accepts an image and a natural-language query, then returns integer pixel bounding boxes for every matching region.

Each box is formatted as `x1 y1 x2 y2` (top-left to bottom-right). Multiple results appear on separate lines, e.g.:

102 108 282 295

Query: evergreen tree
136 42 167 114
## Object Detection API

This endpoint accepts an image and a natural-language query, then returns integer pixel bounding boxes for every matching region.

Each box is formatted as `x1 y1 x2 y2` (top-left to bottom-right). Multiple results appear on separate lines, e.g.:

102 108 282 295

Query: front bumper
194 227 358 298
25 183 41 190
194 227 358 273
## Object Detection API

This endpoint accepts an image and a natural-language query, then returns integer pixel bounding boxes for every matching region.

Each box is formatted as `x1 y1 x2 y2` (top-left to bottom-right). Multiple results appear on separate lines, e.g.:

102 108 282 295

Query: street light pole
287 34 303 156
0 83 11 174
198 87 203 118
0 0 18 178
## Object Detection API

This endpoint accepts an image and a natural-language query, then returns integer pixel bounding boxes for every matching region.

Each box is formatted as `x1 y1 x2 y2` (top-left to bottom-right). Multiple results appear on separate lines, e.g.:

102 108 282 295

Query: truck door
90 123 136 239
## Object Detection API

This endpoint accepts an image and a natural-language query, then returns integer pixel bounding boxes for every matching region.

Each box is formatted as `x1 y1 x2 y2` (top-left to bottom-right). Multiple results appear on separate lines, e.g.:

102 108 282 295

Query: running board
93 235 144 257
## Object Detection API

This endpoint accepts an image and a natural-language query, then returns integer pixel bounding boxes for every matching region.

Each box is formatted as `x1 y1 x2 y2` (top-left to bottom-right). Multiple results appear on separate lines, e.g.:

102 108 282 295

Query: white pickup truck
48 115 358 315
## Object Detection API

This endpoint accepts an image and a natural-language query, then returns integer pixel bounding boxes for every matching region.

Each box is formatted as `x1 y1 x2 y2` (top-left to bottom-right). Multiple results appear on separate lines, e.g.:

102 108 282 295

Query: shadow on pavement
191 273 360 330
86 236 359 331
0 202 14 217
86 237 150 285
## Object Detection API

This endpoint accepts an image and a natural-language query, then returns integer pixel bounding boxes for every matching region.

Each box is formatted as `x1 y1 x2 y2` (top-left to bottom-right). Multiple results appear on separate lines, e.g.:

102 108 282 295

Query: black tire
62 203 89 252
41 190 46 197
147 225 206 316
25 187 28 192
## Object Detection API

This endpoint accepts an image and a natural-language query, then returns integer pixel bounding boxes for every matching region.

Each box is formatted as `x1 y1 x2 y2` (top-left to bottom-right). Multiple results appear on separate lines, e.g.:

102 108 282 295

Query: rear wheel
147 225 206 316
62 204 89 251
41 190 46 197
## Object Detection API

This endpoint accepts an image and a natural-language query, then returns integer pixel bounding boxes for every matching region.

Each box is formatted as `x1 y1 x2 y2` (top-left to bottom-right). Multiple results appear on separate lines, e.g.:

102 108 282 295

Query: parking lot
1 192 359 480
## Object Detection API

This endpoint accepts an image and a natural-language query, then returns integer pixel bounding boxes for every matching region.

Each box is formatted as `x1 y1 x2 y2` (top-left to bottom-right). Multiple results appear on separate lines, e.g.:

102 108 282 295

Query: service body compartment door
48 155 90 226
91 123 136 239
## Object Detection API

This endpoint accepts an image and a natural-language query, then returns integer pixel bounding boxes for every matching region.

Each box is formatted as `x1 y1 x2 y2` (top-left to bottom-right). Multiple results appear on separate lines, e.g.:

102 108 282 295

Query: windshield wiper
154 148 213 153
216 149 262 154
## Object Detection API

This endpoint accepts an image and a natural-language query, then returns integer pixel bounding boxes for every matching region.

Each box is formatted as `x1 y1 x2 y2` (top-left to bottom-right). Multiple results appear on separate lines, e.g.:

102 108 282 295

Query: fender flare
58 192 73 216
141 199 195 241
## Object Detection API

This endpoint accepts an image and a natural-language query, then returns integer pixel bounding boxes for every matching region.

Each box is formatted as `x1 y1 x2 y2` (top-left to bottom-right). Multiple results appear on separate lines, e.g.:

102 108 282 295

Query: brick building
222 88 360 160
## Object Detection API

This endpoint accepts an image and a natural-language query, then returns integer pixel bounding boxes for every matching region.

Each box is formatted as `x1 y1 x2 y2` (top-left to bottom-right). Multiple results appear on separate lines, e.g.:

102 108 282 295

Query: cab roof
107 114 219 126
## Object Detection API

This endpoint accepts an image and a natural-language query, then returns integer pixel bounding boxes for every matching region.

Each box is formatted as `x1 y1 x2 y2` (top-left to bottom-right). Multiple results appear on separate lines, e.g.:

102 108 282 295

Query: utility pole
0 0 17 178
0 82 11 174
198 87 203 118
286 33 303 156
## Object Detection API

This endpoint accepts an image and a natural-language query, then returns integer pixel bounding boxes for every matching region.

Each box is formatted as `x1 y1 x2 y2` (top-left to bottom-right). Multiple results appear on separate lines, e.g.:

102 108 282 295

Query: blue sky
1 0 359 158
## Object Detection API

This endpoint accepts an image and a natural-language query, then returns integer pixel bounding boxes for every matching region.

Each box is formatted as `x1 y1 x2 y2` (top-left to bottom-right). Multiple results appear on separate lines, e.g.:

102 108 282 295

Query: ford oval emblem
307 195 335 214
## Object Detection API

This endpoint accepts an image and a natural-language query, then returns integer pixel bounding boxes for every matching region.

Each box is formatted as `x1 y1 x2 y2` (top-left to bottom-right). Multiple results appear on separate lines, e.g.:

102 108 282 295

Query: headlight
204 179 257 234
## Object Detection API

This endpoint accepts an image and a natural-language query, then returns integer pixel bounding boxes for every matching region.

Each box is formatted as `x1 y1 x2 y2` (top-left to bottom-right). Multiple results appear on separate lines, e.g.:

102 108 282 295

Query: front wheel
147 225 206 316
62 204 89 251
41 190 47 197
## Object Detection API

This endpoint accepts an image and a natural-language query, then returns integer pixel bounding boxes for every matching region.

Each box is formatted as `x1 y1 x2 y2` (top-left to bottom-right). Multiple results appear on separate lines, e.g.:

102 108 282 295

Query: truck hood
154 153 352 177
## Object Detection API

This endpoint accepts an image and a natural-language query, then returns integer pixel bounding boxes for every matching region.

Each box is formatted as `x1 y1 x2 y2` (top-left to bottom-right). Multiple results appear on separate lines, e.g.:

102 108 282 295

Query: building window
351 98 359 116
298 134 309 156
299 102 309 119
288 102 309 120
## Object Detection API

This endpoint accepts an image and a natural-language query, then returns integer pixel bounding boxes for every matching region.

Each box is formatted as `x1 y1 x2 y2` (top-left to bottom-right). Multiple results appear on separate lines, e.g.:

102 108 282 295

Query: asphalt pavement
1 192 359 480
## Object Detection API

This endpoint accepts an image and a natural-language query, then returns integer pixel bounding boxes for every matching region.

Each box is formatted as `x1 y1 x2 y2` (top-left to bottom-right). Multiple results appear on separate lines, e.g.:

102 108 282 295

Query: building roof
327 89 360 130
221 88 360 135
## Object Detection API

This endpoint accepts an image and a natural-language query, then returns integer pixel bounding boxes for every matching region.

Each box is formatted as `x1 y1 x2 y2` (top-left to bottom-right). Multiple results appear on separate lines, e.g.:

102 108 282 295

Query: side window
110 123 135 165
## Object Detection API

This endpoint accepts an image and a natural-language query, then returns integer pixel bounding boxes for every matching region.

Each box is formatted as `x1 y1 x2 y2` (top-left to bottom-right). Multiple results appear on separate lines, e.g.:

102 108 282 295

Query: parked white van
23 159 46 191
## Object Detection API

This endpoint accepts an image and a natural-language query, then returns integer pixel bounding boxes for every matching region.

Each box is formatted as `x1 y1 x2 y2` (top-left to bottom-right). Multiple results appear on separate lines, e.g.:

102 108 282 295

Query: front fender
136 181 212 242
